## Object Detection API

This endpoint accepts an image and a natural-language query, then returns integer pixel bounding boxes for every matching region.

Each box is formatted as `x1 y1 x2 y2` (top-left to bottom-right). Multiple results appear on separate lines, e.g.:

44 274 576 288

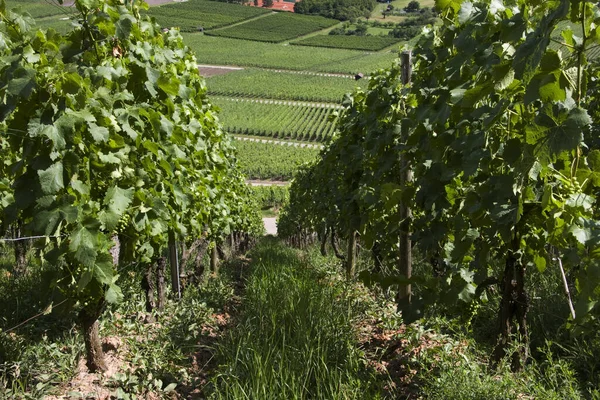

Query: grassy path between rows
208 238 382 399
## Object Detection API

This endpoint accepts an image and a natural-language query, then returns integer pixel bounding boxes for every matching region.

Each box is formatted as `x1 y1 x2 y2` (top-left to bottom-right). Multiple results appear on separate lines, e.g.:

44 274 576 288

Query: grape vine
280 0 600 366
0 0 262 371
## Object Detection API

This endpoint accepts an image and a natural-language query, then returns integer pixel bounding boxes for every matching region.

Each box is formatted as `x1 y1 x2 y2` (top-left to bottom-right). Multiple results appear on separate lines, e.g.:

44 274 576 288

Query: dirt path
263 218 277 236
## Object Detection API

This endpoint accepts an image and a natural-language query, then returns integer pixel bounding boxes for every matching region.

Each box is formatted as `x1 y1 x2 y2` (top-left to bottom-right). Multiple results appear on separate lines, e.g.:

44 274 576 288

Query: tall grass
209 240 380 399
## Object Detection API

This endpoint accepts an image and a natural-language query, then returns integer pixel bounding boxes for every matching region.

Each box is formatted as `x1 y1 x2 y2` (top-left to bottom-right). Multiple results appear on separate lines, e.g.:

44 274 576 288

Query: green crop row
251 185 289 209
214 97 339 142
206 69 360 103
235 140 320 181
206 12 338 43
183 34 399 74
291 34 402 51
146 0 269 31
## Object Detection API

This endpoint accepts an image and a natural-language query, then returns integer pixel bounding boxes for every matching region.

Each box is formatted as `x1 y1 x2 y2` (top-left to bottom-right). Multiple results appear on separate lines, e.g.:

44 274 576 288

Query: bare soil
198 65 244 78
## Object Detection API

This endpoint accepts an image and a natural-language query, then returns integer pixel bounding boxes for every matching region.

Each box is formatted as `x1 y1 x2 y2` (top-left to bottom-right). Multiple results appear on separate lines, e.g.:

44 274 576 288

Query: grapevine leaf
570 225 591 244
99 186 134 231
513 0 569 83
565 193 594 211
115 14 135 40
93 253 114 285
89 123 110 143
71 179 90 195
105 284 123 304
586 150 600 186
98 152 121 164
78 270 93 292
157 74 180 96
28 122 66 150
7 66 35 98
534 254 547 272
69 224 98 267
458 1 474 24
435 0 463 13
38 162 64 194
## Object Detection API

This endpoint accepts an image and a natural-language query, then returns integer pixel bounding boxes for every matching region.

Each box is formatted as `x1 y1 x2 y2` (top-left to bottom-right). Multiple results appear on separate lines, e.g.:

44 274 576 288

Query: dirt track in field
263 218 278 235
199 65 244 77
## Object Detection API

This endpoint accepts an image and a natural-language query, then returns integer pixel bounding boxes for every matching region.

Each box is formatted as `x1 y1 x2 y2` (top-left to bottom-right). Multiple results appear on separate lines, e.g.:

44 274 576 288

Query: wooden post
398 50 413 306
168 231 181 300
346 231 357 278
210 242 219 275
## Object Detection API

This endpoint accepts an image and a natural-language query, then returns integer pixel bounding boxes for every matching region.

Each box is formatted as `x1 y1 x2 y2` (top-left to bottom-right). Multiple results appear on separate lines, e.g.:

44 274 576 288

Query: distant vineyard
5 0 74 19
292 34 402 51
214 97 339 141
205 12 339 42
184 34 399 74
206 69 360 102
146 0 269 31
252 185 289 209
235 140 320 180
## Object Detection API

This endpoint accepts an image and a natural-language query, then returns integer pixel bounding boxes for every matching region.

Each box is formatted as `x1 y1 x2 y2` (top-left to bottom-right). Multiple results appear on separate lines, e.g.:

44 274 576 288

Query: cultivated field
146 0 270 31
206 69 361 103
206 12 338 42
235 140 320 180
183 34 399 74
292 34 403 51
214 97 340 141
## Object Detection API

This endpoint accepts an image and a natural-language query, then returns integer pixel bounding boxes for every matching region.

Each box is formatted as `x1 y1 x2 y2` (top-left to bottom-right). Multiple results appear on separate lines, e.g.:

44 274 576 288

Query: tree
263 0 273 7
404 0 419 12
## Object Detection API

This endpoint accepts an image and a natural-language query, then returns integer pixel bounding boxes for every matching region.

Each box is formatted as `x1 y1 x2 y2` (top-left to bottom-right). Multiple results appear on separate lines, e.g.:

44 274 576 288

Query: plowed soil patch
199 66 243 77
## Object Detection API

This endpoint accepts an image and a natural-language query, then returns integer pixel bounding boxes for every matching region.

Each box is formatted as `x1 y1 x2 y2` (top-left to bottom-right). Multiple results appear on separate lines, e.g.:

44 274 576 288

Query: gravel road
263 218 277 236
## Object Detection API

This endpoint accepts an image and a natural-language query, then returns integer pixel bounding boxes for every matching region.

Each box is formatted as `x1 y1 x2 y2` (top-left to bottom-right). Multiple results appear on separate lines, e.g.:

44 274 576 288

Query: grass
183 34 399 74
206 68 361 103
206 12 339 43
0 242 238 398
208 239 382 399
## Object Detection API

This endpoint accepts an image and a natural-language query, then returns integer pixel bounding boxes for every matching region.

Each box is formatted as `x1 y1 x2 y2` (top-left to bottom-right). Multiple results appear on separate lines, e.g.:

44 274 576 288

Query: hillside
2 0 600 399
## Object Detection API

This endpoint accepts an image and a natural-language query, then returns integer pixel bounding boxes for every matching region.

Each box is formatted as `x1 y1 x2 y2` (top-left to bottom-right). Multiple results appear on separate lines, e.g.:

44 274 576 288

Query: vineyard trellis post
398 50 413 307
168 231 181 300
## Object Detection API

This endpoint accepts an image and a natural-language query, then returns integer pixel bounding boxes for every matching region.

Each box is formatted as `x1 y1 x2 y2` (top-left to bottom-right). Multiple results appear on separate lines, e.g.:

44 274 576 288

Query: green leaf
157 74 180 96
93 253 114 285
457 1 474 24
100 186 134 231
540 50 561 72
98 152 121 164
115 14 135 40
570 225 591 244
29 122 66 150
38 162 64 194
534 254 547 272
89 122 110 143
7 66 36 98
565 193 594 211
71 179 90 195
513 0 569 83
69 225 98 267
105 284 123 303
